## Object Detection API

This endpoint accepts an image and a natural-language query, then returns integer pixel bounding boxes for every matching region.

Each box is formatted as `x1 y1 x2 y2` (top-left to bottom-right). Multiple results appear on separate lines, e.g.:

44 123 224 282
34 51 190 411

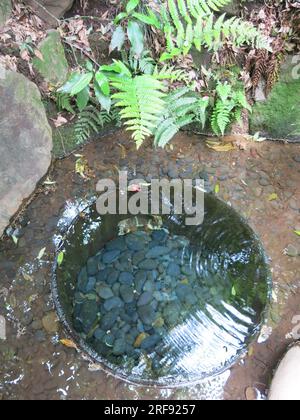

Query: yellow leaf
294 230 300 236
59 339 78 350
248 346 254 357
206 141 236 152
268 193 278 201
214 183 220 194
22 272 34 282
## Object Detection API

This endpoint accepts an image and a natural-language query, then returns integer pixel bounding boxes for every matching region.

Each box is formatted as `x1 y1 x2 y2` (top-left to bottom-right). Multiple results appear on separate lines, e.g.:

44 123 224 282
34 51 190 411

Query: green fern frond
55 92 75 114
111 75 166 148
159 0 271 59
154 88 201 148
211 99 233 135
75 105 120 144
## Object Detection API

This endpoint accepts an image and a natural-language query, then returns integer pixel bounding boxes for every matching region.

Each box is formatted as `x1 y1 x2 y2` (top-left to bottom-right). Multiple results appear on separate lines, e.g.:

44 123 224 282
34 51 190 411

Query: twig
63 40 100 68
28 0 61 25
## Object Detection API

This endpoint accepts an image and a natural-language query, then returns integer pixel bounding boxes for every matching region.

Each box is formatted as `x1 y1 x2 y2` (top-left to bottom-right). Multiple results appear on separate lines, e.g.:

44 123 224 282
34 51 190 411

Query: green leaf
231 285 237 297
114 12 128 24
95 72 110 96
58 72 93 96
294 230 300 236
132 11 161 29
126 0 139 14
110 26 126 52
76 86 90 111
214 183 220 194
12 235 18 245
127 21 144 57
94 81 111 112
57 251 64 267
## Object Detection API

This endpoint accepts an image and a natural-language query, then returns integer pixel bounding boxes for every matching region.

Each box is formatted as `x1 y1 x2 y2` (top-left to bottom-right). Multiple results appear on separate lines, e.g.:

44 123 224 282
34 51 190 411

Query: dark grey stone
146 246 170 258
167 262 181 276
102 250 121 264
103 296 124 311
97 285 114 300
119 284 135 303
138 304 156 325
137 291 152 307
139 259 158 270
106 237 127 252
119 271 134 285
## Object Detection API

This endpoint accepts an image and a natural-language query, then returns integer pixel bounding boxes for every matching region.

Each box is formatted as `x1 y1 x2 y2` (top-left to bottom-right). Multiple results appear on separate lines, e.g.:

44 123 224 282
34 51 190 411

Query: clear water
52 194 271 386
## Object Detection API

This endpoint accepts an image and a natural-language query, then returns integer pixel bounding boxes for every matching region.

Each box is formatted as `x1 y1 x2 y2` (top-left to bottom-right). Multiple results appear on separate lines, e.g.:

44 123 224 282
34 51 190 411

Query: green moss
33 30 69 86
52 124 78 158
250 57 300 141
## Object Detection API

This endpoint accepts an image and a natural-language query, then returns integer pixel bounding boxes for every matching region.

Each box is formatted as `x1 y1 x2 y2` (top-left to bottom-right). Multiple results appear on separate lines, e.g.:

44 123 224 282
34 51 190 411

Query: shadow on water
52 192 272 387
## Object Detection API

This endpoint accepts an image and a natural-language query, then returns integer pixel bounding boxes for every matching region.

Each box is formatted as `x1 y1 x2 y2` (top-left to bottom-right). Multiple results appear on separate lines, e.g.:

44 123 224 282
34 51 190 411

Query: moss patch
33 30 69 86
250 57 300 141
52 123 78 158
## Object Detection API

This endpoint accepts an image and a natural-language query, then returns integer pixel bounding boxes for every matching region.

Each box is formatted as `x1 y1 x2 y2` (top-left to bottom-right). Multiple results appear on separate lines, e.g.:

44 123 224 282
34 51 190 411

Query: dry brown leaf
34 49 44 61
51 115 68 128
20 49 30 62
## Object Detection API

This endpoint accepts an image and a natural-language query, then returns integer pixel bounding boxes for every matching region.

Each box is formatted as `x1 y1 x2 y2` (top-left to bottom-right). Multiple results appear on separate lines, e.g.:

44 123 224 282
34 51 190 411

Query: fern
111 74 166 148
211 81 251 135
75 105 120 144
158 0 271 59
55 92 75 114
154 88 204 148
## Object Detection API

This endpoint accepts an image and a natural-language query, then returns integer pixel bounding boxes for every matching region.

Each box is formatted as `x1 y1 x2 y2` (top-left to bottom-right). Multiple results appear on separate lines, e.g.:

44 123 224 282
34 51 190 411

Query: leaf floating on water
37 247 46 260
59 339 78 350
231 285 237 296
57 251 64 266
22 272 34 282
268 193 278 201
206 140 236 152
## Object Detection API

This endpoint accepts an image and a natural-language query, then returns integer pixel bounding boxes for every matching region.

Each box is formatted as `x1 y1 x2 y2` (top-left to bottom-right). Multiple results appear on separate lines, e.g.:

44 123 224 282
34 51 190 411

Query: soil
0 130 299 400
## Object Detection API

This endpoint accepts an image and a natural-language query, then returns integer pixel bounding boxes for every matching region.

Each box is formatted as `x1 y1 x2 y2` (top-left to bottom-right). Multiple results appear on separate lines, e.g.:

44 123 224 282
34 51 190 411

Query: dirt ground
0 130 299 400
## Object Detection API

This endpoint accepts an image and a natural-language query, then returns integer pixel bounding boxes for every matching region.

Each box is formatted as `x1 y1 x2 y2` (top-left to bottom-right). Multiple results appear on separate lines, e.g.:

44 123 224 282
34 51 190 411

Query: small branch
63 40 100 68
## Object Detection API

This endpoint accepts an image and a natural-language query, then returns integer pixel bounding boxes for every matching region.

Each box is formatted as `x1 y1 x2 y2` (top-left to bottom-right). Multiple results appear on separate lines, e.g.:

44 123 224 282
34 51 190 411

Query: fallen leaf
294 230 300 236
20 49 31 62
60 338 78 350
51 115 68 128
57 251 64 266
22 272 34 282
34 49 44 61
248 346 254 357
37 247 46 260
12 235 18 245
214 183 220 194
206 141 236 152
268 193 278 201
231 285 237 296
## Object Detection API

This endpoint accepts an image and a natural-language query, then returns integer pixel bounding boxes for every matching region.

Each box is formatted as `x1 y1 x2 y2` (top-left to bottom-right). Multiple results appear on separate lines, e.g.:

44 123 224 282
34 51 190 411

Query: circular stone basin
52 194 271 386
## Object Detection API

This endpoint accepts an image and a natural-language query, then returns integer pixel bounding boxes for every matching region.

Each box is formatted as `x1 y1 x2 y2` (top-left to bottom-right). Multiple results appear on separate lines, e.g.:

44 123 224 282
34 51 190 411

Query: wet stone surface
0 130 299 399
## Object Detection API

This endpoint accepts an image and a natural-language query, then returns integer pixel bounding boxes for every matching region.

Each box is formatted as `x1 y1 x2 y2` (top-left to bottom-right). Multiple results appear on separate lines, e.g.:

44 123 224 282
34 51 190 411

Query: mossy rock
33 30 69 86
0 0 11 28
250 56 300 141
52 123 78 158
